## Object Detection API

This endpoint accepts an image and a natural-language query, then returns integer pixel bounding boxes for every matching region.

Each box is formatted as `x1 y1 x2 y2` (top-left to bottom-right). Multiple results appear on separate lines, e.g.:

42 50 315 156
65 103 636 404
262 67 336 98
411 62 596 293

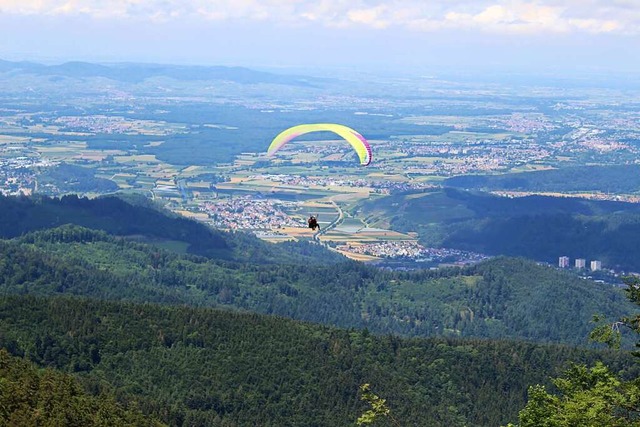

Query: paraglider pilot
308 215 320 231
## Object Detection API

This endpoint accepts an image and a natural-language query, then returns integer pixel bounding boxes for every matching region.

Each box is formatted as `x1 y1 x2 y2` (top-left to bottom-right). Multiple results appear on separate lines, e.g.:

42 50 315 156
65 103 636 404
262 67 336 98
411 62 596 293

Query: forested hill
362 187 640 271
0 225 633 346
1 295 636 426
0 349 162 426
0 194 343 265
1 194 637 425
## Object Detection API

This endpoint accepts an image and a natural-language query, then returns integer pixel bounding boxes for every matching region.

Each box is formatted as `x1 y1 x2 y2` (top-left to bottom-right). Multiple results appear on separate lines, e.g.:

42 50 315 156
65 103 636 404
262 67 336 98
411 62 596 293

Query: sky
1 0 639 75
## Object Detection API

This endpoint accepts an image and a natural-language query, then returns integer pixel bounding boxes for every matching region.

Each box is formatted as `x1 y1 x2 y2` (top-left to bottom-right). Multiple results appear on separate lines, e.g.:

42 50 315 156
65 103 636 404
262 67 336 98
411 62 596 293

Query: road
314 199 343 242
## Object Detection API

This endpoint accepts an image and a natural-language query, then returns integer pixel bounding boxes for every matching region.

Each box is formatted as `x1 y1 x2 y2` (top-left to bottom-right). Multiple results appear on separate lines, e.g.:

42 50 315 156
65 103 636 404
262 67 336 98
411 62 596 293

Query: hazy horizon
1 0 639 77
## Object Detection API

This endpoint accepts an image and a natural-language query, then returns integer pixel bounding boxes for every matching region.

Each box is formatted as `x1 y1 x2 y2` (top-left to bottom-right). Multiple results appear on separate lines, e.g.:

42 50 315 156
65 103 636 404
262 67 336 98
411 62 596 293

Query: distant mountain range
0 58 321 86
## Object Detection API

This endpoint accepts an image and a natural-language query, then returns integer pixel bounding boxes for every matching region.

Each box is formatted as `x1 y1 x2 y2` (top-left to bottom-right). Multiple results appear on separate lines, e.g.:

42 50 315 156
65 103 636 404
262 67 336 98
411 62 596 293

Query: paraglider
308 215 320 231
267 123 372 166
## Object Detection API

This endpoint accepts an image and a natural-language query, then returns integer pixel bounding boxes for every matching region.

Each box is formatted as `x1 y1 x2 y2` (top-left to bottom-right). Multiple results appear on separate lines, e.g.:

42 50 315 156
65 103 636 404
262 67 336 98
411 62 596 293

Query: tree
505 276 640 427
506 363 640 427
356 384 400 426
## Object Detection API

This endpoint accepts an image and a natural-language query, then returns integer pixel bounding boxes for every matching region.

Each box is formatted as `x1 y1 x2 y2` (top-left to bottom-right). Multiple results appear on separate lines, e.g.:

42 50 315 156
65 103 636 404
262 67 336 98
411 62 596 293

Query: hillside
0 348 161 426
1 194 638 425
360 187 640 271
0 193 344 265
0 224 633 346
1 295 637 427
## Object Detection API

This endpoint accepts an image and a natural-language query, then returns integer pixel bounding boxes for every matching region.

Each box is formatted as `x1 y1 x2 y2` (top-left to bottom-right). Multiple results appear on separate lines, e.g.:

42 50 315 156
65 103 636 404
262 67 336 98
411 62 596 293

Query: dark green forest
36 163 119 195
1 193 638 426
1 295 637 426
362 187 640 271
0 223 633 345
0 349 161 426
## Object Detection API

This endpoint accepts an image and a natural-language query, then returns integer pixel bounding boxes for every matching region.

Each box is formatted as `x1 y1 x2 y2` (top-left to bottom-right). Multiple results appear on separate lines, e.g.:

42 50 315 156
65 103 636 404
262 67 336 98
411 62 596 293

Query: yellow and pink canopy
266 123 372 166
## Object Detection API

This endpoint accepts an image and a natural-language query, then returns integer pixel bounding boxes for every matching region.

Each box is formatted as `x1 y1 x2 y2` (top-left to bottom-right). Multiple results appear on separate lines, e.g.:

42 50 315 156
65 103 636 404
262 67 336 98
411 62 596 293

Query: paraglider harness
308 215 320 231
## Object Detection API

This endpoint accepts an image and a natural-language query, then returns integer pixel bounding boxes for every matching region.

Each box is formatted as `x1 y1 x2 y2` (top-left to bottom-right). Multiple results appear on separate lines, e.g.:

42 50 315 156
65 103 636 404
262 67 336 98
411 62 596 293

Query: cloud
433 3 570 33
346 6 390 29
0 0 637 35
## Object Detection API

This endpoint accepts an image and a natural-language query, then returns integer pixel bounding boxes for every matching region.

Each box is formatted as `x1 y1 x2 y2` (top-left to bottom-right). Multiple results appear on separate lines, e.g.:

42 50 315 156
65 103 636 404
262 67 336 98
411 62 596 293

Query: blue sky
1 0 639 75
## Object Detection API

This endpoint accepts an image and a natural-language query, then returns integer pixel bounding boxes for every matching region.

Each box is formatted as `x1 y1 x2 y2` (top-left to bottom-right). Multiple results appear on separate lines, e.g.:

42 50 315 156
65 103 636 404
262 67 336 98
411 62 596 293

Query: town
337 241 489 265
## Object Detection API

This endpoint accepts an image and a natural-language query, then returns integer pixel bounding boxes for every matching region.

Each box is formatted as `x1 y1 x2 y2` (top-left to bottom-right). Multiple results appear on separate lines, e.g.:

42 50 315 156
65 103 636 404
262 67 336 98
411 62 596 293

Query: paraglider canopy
267 123 372 166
